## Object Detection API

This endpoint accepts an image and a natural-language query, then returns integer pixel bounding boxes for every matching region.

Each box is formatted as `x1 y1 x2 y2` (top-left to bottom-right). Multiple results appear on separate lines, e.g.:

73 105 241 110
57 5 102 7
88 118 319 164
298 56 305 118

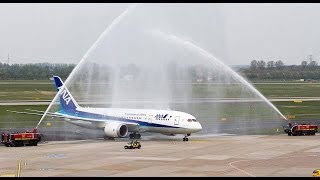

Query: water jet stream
36 3 140 129
145 29 288 121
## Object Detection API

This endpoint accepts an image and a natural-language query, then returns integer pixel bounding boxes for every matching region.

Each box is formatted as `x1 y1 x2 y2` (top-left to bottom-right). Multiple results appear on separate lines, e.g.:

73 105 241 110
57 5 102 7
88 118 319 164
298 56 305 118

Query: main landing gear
104 136 115 141
129 133 141 139
183 134 190 141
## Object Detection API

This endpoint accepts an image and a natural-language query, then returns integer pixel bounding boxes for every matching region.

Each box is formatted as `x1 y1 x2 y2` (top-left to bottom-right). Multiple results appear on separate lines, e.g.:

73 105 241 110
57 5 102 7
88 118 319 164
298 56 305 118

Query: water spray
145 29 288 121
36 3 141 129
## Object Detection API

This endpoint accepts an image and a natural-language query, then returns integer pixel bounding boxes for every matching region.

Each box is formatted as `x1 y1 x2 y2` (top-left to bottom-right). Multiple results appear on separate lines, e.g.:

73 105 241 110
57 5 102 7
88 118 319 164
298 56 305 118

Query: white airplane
24 76 202 141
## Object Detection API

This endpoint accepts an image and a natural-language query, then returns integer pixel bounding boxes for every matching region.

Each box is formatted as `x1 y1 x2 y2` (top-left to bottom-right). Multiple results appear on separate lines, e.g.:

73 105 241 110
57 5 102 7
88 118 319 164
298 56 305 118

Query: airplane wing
54 111 140 131
7 109 140 131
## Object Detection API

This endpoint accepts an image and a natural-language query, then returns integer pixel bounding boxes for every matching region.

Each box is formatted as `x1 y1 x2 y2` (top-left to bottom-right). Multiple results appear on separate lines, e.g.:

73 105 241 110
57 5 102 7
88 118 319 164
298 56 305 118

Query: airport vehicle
9 76 202 141
1 128 42 147
124 140 141 149
313 169 320 177
283 122 317 136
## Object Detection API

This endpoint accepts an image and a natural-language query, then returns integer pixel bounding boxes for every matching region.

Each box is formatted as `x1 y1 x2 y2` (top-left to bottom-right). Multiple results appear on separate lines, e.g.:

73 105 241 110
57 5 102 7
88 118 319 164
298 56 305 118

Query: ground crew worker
1 133 4 142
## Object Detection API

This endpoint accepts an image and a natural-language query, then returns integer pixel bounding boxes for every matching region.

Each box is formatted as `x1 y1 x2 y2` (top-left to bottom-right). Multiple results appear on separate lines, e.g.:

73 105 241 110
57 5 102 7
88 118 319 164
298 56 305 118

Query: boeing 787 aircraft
9 76 202 141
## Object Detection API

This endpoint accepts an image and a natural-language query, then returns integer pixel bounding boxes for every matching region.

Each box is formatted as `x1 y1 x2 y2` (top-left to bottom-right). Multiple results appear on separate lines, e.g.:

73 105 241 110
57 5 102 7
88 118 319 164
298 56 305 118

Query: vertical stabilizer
53 76 80 113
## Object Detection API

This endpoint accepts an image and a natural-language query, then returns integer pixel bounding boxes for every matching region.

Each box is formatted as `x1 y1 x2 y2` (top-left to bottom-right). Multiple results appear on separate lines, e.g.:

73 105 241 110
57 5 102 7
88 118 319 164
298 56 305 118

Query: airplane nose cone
198 123 202 130
196 122 202 131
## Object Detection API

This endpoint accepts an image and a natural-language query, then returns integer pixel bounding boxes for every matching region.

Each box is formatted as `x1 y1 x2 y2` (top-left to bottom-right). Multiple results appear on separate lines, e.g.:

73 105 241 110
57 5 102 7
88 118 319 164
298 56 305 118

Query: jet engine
104 122 128 138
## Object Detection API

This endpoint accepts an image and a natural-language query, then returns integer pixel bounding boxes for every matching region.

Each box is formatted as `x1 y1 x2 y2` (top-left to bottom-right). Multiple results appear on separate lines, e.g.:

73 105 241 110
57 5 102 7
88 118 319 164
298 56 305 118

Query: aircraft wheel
186 138 189 141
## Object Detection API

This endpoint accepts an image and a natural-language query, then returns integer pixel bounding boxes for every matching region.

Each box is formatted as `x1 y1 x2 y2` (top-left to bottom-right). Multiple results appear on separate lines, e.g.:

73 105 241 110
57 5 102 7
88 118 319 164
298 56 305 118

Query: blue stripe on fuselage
58 109 179 128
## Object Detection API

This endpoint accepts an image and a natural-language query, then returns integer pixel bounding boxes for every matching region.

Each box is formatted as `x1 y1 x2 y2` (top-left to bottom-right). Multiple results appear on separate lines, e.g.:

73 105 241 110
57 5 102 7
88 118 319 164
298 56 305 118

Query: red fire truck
1 128 42 147
283 122 318 136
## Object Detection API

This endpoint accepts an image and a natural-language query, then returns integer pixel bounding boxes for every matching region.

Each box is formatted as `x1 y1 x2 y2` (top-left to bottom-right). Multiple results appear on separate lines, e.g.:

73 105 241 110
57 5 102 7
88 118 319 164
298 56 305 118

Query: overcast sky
0 3 320 65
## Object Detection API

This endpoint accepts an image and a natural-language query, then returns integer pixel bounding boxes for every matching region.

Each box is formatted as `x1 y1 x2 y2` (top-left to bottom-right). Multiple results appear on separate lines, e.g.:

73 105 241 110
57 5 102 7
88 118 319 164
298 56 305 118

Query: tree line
1 60 320 81
239 59 320 80
0 62 75 80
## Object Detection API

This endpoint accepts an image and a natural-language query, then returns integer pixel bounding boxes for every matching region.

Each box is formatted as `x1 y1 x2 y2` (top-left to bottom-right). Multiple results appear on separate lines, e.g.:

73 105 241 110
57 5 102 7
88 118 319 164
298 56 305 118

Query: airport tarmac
1 134 320 177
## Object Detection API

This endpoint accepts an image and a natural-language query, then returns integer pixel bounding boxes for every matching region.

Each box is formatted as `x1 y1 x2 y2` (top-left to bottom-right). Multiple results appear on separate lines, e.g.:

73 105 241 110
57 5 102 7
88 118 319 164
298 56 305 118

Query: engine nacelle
104 122 128 138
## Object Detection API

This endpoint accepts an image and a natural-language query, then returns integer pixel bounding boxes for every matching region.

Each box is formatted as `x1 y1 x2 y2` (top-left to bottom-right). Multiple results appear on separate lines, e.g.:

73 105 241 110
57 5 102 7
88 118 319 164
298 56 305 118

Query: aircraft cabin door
148 115 153 124
174 116 180 125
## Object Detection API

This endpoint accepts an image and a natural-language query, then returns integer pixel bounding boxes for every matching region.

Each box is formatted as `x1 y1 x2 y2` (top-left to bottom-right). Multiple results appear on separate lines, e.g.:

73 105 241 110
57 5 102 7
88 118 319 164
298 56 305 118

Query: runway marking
48 154 65 158
192 155 231 161
0 159 26 177
189 139 209 142
17 160 21 177
115 156 182 161
228 160 255 177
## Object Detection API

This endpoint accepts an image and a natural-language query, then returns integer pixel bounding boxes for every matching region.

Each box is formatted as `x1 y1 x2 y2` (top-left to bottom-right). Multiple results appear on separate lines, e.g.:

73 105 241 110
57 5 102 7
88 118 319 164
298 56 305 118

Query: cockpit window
188 119 197 122
192 119 197 122
187 119 192 122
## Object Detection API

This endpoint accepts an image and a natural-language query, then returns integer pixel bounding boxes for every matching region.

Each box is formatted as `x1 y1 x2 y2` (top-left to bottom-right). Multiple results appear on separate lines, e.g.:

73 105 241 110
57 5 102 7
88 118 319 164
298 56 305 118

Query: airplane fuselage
57 107 202 135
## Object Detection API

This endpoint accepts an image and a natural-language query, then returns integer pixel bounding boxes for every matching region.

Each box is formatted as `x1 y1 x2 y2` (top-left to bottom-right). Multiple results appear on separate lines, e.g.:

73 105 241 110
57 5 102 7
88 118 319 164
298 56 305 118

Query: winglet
53 76 63 92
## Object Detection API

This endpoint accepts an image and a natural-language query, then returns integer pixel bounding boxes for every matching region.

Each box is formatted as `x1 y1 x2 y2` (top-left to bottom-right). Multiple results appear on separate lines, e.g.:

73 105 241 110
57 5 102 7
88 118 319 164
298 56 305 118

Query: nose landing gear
183 134 190 141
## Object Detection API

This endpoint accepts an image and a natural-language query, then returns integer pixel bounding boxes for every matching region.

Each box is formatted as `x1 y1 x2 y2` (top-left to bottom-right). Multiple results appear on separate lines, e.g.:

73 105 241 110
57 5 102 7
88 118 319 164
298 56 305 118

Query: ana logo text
155 114 168 120
58 87 71 105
